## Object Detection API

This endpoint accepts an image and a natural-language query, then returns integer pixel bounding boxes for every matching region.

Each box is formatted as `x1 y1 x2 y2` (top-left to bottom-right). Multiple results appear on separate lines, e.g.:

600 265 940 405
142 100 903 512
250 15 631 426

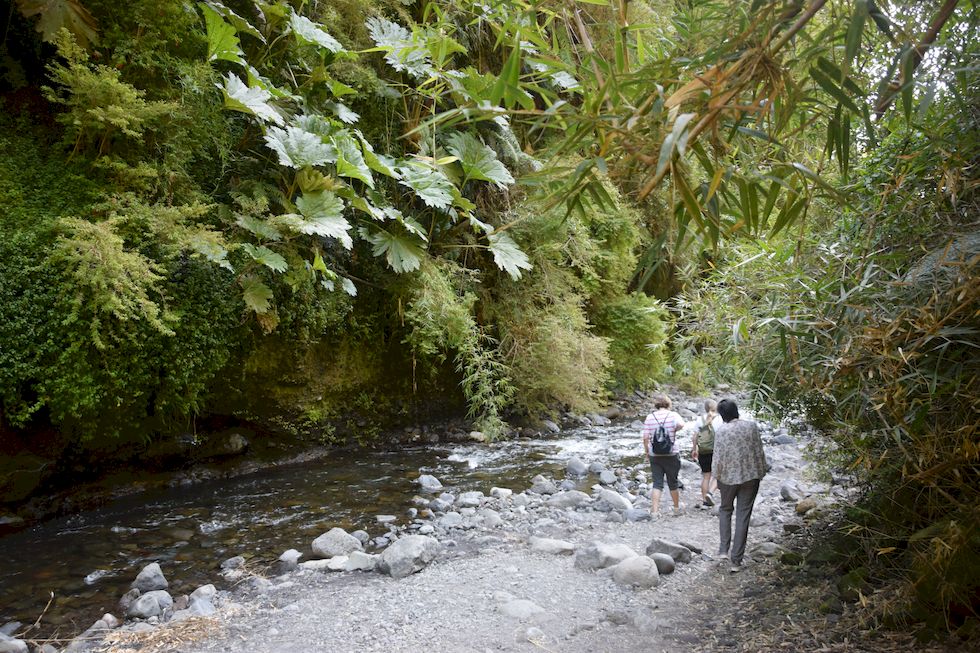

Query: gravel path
164 431 810 653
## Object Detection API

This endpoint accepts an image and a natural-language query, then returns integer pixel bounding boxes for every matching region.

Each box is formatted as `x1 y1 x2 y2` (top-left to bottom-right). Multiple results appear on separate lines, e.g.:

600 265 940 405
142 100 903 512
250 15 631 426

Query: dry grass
98 617 224 653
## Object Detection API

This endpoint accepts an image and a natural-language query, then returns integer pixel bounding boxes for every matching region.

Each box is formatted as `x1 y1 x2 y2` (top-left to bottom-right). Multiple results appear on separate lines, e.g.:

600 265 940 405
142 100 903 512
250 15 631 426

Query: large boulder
566 457 589 477
198 430 249 459
547 490 591 509
649 552 675 575
595 488 633 512
312 528 363 558
417 474 443 492
529 536 575 556
377 535 442 579
645 539 693 564
574 541 638 571
611 556 660 589
0 633 28 653
131 562 168 593
127 590 173 619
0 455 52 503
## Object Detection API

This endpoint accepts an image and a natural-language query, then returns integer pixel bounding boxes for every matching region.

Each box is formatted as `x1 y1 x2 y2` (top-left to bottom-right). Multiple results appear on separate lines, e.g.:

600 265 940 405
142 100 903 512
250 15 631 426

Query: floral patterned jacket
711 419 769 485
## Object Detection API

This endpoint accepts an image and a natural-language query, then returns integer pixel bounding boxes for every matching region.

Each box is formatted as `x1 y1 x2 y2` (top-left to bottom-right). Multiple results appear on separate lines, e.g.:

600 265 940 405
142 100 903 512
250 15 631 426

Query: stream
0 422 651 638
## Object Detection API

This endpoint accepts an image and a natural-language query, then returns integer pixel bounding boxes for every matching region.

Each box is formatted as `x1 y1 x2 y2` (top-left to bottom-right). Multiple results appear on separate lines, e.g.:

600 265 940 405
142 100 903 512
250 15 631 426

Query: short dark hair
717 399 739 422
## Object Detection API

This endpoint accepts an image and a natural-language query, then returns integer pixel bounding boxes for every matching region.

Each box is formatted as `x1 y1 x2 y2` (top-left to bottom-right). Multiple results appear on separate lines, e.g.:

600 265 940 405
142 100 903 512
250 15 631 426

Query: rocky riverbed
1 390 958 653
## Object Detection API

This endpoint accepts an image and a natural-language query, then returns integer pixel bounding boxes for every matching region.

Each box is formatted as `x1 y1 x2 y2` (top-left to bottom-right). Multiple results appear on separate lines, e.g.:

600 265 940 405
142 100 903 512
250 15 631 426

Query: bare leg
700 473 711 501
669 489 680 510
650 488 662 514
709 475 718 494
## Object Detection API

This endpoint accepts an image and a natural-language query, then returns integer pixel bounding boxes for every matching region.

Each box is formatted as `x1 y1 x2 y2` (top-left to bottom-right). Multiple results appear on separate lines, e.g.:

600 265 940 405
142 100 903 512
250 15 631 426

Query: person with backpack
642 393 687 517
691 399 722 507
712 398 769 573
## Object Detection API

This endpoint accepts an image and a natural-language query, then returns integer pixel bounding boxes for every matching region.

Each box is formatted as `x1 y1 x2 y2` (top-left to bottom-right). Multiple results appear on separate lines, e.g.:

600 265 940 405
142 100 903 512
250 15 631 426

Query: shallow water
0 423 657 638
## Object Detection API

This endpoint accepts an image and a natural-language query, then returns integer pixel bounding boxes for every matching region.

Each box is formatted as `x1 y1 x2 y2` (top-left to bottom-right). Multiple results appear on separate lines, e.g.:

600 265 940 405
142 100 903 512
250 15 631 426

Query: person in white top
690 399 722 507
641 393 686 517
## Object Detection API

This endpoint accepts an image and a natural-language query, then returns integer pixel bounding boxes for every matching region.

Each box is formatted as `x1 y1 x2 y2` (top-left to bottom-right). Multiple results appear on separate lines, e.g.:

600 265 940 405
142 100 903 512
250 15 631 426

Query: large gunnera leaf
241 276 273 313
396 161 454 209
16 0 98 47
290 12 343 53
241 243 288 272
488 232 532 280
220 74 284 125
264 125 336 168
365 16 433 79
363 227 425 273
294 191 352 248
200 3 244 64
445 131 515 188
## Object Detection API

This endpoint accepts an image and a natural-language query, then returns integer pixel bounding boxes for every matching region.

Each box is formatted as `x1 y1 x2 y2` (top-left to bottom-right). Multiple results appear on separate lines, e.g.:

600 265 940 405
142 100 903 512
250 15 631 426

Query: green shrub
592 293 669 391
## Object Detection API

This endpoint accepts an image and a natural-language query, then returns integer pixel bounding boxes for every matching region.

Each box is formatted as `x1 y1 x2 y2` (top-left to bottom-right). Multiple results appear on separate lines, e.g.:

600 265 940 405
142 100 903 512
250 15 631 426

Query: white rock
131 562 168 593
574 542 638 570
417 474 443 492
529 536 575 556
547 490 591 509
377 535 442 579
312 528 363 558
498 599 545 621
490 487 513 499
611 556 661 588
596 488 633 512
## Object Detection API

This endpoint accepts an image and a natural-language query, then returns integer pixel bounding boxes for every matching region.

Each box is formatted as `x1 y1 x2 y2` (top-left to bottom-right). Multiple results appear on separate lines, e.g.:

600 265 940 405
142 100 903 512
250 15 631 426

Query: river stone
596 488 633 512
439 512 463 528
456 491 484 508
611 556 660 589
220 555 245 570
566 457 589 477
312 528 363 558
529 536 575 556
624 508 652 522
101 612 121 629
649 552 675 575
528 476 558 495
343 550 379 571
796 497 819 515
132 563 168 593
645 538 692 564
417 474 443 492
678 540 703 555
574 541 638 571
558 479 577 491
0 634 27 653
498 599 545 621
428 497 453 513
599 470 617 485
118 587 140 615
0 625 17 638
277 549 302 572
547 490 591 509
377 535 442 579
780 481 803 502
588 462 606 474
541 420 561 434
478 508 503 529
127 590 173 619
490 487 513 500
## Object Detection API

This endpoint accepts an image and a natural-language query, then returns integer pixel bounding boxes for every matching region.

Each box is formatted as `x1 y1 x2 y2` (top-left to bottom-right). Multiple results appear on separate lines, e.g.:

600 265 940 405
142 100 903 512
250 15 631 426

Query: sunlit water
0 422 664 637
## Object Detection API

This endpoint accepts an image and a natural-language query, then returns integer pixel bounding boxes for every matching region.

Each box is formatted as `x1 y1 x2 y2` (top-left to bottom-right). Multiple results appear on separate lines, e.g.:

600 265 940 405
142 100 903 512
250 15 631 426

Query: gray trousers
717 478 761 565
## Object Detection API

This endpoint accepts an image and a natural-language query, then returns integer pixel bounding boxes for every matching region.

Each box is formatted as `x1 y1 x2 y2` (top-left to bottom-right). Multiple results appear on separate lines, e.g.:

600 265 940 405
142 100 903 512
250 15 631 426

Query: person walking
690 399 721 507
642 393 686 517
712 398 768 573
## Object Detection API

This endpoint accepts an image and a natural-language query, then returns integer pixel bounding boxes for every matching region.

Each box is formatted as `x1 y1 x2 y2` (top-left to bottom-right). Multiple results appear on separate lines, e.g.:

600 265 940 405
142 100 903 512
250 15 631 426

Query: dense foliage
1 0 976 638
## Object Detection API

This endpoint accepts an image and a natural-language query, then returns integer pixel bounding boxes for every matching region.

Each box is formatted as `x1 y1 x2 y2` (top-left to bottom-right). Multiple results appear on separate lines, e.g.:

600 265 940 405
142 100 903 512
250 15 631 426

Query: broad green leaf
241 243 288 272
241 276 273 313
328 102 359 124
363 227 426 273
220 74 284 125
16 0 98 47
445 132 515 188
361 139 399 178
397 161 455 209
341 277 357 297
290 12 343 53
487 232 532 280
312 251 328 273
200 3 244 64
295 191 352 248
236 214 282 241
365 16 433 79
332 131 373 187
264 125 336 168
188 233 233 271
203 1 264 42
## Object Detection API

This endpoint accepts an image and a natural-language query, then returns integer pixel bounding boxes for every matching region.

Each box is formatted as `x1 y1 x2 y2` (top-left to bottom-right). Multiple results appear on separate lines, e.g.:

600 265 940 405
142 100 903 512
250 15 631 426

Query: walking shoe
729 564 742 574
703 494 714 507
